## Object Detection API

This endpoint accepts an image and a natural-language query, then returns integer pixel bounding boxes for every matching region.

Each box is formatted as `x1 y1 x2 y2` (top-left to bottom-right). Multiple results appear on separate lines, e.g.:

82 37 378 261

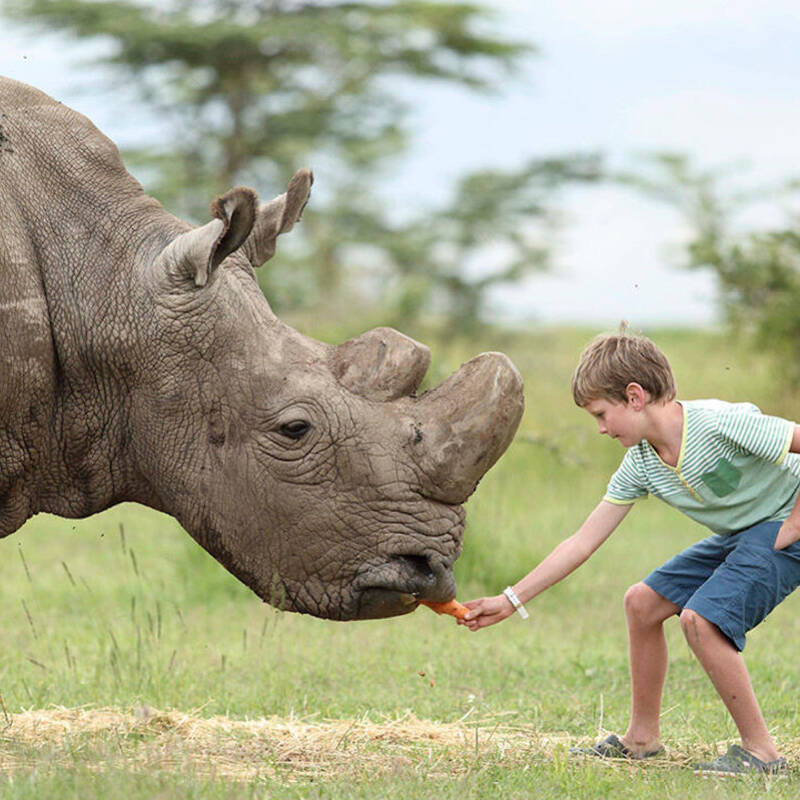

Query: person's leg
614 534 730 756
681 520 800 765
621 582 680 754
679 609 778 762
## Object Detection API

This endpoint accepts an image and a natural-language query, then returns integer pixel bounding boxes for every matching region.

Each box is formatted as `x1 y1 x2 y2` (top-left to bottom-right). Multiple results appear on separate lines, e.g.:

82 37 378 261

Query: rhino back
0 77 161 323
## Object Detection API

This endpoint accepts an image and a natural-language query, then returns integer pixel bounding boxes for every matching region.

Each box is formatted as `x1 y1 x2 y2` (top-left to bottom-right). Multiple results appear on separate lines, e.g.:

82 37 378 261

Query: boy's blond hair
572 324 677 406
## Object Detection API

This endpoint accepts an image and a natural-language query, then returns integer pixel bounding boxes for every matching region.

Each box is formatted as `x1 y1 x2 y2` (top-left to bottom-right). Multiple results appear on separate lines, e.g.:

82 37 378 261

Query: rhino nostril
398 554 435 583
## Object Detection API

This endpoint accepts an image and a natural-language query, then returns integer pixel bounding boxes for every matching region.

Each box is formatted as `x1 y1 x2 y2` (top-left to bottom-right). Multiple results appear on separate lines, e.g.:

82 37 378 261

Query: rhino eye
279 420 311 440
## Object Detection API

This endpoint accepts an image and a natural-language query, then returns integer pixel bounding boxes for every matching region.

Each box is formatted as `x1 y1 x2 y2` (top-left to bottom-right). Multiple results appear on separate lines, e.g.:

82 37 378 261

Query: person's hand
457 594 515 631
774 519 800 550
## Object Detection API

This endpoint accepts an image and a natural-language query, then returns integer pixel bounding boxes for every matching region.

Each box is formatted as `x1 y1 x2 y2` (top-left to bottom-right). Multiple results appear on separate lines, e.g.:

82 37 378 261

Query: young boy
461 328 800 775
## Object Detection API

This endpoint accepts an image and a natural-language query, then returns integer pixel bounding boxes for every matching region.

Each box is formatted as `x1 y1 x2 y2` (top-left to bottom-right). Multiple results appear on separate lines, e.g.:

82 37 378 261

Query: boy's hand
774 519 800 550
457 594 515 631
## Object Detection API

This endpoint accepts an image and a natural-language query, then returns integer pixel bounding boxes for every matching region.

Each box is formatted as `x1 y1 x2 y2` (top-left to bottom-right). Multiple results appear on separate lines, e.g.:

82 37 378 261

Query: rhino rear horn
331 328 431 401
243 168 313 268
157 187 257 287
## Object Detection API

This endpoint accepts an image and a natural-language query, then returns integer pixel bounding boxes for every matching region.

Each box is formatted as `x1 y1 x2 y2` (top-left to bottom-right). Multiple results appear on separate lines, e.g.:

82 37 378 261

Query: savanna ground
3 326 800 799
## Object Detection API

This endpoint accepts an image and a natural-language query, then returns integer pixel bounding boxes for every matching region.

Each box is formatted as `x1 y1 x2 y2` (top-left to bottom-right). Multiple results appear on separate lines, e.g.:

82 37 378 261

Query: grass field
3 326 800 798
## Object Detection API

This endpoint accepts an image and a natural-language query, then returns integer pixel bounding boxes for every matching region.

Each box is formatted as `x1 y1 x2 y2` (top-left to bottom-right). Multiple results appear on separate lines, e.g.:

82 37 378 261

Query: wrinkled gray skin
0 78 524 620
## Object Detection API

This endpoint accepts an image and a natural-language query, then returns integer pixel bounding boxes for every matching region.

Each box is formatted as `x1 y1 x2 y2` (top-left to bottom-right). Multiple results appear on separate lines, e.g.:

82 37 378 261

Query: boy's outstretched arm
459 500 632 631
774 425 800 550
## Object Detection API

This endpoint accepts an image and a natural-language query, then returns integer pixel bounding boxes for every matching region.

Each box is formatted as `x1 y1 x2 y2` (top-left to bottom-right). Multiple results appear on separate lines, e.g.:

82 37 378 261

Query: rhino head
0 78 523 621
133 171 524 619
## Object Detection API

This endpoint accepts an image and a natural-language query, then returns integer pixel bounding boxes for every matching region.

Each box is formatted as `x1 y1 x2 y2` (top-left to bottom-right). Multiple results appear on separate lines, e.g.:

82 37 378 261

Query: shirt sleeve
604 450 649 505
716 403 795 464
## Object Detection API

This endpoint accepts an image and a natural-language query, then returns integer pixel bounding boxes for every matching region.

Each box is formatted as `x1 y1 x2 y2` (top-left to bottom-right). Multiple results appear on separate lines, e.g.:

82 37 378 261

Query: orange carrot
419 599 470 620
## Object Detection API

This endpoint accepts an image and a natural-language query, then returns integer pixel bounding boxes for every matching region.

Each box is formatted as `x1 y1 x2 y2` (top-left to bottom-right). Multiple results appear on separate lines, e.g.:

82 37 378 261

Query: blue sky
2 0 799 327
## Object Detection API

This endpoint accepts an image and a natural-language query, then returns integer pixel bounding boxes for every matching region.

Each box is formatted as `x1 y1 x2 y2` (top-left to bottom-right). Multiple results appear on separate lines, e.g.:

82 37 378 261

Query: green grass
3 325 800 797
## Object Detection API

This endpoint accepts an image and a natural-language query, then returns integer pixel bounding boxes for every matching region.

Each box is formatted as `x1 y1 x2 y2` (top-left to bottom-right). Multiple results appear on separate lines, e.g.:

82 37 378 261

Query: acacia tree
8 1 525 201
7 0 599 329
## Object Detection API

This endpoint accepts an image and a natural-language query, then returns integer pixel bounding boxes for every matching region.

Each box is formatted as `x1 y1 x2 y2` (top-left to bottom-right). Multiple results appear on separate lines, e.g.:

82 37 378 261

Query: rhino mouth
353 554 457 619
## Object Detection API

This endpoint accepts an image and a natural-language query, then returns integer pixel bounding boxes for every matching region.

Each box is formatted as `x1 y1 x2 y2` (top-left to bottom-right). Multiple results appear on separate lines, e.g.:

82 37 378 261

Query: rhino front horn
409 352 524 504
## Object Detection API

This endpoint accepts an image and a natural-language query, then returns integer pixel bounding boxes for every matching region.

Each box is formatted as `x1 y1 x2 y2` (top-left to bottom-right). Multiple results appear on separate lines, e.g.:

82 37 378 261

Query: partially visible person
461 325 800 776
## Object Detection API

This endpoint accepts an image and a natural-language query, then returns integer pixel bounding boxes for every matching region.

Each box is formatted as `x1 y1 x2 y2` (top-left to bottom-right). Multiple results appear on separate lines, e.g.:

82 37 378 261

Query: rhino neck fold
31 205 185 522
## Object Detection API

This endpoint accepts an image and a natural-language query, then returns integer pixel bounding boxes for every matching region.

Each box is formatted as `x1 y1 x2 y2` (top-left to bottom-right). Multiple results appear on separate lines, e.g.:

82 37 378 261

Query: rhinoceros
0 77 524 620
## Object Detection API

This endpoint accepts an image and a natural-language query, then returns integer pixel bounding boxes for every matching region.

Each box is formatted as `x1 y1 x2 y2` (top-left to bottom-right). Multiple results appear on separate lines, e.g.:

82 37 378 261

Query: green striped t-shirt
604 400 800 535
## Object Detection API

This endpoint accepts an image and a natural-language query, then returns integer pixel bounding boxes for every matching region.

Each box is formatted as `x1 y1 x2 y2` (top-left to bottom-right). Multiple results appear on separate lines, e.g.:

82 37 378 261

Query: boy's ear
625 382 648 410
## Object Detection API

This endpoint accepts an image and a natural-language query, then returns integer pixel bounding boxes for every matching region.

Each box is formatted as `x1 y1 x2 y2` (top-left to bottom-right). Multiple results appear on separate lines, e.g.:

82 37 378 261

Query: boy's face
583 397 644 447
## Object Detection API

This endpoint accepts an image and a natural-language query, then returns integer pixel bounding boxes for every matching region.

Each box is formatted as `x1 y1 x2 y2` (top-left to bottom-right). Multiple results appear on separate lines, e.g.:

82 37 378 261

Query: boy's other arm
774 425 800 550
460 500 632 630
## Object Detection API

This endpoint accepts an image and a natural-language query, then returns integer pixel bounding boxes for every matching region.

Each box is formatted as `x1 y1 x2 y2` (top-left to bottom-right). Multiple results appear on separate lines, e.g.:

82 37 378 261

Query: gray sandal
694 744 788 776
570 733 665 760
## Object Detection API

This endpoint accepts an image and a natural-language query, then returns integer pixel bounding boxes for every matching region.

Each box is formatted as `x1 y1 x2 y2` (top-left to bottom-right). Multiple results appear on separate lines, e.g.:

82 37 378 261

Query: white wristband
503 586 530 620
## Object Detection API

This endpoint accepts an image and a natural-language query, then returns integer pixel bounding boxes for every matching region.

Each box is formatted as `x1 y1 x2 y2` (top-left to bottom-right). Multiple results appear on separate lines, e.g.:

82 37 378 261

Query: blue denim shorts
643 520 800 651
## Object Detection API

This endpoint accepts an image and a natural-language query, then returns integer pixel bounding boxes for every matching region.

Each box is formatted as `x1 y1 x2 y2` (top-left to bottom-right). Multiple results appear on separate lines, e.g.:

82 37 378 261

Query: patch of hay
0 707 566 780
0 708 797 781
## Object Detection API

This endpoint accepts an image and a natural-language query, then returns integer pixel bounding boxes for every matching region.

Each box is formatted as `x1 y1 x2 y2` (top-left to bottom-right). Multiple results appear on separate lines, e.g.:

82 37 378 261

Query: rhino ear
159 187 257 288
243 168 313 267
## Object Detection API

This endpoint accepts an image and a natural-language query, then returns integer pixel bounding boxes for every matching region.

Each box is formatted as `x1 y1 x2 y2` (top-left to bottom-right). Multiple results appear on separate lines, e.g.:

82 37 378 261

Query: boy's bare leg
680 609 779 762
621 582 680 754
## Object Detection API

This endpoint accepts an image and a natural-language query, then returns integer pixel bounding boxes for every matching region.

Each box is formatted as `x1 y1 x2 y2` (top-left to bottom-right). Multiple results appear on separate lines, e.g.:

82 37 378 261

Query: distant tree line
10 1 795 357
4 0 601 335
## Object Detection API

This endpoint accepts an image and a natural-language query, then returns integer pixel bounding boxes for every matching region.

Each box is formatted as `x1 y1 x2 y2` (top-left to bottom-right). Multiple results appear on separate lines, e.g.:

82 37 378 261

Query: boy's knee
624 582 666 625
679 608 712 646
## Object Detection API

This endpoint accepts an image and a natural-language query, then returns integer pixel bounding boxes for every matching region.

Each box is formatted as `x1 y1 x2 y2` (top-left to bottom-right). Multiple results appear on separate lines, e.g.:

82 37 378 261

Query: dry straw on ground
0 706 562 781
0 707 798 781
